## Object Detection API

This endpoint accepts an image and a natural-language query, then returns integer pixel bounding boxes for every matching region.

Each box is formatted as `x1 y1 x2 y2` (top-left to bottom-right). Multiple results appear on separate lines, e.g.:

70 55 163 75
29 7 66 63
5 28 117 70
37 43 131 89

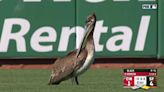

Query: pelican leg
71 77 79 85
75 76 79 85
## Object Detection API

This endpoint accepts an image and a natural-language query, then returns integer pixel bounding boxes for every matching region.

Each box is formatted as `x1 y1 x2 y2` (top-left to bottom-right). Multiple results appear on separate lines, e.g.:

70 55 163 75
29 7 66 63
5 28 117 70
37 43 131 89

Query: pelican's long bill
76 13 96 57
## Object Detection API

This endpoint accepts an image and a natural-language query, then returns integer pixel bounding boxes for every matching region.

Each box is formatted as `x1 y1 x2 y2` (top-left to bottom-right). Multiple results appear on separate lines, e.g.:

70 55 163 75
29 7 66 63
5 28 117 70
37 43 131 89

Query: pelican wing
51 49 87 83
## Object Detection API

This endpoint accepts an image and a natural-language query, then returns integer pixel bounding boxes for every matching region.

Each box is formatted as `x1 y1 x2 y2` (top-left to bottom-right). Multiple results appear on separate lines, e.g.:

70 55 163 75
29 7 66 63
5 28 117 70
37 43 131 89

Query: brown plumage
48 13 96 85
48 49 87 84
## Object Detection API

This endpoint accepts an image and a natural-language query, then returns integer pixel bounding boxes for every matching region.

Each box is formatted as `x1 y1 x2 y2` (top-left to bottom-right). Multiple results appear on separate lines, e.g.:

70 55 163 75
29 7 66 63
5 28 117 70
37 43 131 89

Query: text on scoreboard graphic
123 69 157 89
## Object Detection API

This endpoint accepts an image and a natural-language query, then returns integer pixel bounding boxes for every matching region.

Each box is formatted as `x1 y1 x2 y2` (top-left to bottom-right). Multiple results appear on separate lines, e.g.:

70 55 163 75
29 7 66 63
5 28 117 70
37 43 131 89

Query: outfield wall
158 0 164 58
0 0 164 67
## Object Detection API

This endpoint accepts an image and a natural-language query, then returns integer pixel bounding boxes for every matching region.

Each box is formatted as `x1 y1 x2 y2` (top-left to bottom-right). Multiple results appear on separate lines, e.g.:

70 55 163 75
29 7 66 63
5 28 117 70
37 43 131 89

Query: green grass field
0 69 163 92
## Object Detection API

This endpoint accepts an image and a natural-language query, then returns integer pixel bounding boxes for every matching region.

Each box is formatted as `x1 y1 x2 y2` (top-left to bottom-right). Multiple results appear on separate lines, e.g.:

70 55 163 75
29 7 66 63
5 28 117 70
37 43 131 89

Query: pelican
48 13 96 85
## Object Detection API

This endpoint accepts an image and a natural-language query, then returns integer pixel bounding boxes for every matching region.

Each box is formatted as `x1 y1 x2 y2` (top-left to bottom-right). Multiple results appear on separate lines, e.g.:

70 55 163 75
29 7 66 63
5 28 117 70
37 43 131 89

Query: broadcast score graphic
123 69 157 89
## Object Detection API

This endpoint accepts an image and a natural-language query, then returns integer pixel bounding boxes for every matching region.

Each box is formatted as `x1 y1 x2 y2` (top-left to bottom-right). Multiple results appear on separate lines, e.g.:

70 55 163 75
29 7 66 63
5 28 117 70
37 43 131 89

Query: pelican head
85 13 96 32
